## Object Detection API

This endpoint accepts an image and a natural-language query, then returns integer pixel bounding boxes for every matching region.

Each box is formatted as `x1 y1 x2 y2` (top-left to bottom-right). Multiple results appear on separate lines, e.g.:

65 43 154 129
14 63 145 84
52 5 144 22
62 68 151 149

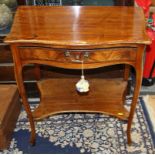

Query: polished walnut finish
5 6 150 145
6 6 150 46
33 78 128 120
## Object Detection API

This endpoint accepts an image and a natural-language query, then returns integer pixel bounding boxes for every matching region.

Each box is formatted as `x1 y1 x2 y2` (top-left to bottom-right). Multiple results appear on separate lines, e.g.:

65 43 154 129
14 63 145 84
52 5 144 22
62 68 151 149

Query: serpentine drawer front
5 6 150 145
19 47 137 63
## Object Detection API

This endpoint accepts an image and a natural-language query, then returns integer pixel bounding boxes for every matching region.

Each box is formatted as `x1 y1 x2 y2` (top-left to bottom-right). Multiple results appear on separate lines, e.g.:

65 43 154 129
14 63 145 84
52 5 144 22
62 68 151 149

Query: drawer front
19 47 136 63
19 47 66 62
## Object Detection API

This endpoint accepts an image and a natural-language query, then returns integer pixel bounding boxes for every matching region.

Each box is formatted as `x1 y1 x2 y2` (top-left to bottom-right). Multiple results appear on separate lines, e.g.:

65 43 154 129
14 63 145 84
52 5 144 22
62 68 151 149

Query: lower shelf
32 78 129 121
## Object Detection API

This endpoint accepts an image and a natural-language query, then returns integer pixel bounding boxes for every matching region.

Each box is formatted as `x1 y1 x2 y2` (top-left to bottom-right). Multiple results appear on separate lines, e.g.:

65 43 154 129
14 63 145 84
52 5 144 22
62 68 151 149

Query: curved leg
127 45 145 145
11 45 36 145
15 67 36 145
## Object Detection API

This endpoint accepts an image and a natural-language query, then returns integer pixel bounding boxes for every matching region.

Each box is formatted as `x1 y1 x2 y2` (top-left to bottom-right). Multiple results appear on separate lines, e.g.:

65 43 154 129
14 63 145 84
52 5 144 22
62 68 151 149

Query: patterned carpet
142 95 155 147
0 97 155 154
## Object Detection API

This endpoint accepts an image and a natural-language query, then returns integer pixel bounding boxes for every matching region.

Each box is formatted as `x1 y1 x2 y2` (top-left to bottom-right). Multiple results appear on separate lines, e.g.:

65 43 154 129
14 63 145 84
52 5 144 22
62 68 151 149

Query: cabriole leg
127 45 145 145
11 45 36 145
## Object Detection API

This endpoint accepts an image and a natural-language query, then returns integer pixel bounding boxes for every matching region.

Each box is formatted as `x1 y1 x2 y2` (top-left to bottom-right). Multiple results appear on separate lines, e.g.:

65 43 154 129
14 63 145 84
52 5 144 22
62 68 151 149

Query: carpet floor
0 97 155 154
142 95 155 147
140 85 155 95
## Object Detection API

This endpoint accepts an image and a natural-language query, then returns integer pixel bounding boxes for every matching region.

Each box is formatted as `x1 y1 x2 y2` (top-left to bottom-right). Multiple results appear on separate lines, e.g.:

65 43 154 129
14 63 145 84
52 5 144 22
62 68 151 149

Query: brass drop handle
64 51 70 57
84 52 89 58
64 51 89 63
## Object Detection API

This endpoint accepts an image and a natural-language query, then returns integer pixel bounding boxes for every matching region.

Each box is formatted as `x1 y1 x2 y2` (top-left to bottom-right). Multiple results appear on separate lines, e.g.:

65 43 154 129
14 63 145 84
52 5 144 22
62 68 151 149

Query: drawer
19 47 67 62
19 47 137 63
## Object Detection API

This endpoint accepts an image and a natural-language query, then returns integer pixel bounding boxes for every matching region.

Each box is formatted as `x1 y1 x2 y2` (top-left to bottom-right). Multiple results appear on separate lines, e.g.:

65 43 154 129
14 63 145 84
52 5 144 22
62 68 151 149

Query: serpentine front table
5 6 150 145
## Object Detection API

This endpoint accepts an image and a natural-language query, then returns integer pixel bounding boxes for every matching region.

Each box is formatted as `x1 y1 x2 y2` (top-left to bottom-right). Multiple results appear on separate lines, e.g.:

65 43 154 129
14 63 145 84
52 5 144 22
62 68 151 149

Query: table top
5 6 150 48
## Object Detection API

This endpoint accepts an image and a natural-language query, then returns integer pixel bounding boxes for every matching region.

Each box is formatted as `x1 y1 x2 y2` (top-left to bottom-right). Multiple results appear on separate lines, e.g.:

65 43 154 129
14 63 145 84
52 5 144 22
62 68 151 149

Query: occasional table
5 6 150 145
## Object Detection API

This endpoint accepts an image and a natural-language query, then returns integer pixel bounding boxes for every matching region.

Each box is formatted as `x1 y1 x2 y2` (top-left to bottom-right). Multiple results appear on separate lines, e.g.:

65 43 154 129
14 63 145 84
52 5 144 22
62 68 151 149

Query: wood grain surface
5 6 150 145
5 6 150 47
33 78 129 120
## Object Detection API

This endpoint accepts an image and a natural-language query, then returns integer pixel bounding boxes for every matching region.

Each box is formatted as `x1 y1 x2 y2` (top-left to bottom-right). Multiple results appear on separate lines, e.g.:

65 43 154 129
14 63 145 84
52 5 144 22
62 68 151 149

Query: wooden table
5 6 150 145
